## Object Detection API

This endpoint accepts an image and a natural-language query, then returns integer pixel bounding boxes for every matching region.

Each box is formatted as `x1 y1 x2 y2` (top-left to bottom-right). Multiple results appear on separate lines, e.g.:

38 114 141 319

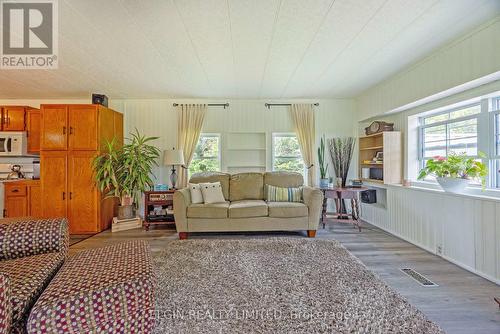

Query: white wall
357 16 500 120
110 98 358 186
361 185 500 285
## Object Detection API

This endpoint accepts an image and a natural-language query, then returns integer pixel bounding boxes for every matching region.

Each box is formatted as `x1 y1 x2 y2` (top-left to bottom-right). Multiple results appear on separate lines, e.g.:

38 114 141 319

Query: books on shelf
112 217 142 232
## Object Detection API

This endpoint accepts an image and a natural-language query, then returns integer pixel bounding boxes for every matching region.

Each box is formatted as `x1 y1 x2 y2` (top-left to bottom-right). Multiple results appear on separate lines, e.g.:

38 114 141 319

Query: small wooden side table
319 186 368 232
143 190 175 230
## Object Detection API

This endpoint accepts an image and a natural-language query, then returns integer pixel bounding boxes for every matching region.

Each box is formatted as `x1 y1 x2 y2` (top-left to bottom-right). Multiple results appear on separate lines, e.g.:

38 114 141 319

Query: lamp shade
164 149 185 166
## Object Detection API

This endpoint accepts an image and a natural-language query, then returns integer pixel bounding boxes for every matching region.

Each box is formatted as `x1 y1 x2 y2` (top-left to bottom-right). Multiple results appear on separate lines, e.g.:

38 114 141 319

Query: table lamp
163 148 185 189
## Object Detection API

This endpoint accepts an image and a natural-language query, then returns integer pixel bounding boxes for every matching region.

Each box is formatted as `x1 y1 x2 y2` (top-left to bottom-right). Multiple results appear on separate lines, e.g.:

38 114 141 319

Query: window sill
390 181 500 203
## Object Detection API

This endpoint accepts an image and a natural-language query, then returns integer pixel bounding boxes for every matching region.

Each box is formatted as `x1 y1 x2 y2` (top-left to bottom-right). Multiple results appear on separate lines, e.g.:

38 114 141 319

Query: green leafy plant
418 152 488 187
93 129 161 207
318 136 329 179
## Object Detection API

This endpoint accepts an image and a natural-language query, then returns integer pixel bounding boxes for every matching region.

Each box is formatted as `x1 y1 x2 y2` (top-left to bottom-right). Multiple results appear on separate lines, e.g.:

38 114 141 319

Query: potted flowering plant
417 152 488 193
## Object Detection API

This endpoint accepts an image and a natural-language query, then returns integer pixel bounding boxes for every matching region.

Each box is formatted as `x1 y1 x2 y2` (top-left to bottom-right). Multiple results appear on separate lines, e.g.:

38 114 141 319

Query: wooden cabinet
68 151 99 233
41 151 68 218
40 105 68 150
2 106 26 131
3 180 41 218
29 183 42 217
41 104 116 151
26 109 41 154
40 104 123 234
69 105 98 150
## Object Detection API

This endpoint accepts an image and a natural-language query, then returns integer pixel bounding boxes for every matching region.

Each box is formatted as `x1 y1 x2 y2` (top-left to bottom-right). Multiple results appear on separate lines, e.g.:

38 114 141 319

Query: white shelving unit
223 132 267 173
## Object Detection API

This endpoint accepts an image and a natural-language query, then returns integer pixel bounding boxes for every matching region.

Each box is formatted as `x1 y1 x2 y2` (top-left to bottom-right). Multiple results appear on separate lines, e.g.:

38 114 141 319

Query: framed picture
375 151 383 161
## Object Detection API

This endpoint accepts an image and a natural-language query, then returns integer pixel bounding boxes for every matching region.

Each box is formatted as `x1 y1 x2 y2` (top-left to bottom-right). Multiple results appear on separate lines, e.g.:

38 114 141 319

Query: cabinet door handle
63 126 66 134
69 126 73 135
69 192 72 200
62 192 66 200
12 189 19 193
3 209 6 218
6 111 9 127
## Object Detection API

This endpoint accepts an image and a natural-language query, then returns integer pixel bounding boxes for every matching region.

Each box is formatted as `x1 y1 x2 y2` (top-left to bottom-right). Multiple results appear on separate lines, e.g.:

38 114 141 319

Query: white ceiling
2 0 500 99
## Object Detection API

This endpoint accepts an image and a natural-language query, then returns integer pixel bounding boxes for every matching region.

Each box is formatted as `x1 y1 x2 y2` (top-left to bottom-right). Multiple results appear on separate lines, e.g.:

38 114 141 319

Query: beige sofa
173 171 323 239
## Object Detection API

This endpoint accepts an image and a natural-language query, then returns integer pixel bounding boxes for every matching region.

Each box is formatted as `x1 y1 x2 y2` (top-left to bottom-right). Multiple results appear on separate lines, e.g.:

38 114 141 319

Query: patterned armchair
0 218 69 334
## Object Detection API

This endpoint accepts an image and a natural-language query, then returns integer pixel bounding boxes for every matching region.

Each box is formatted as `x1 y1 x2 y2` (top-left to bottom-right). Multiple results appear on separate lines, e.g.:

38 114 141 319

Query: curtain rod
173 103 229 109
265 103 319 109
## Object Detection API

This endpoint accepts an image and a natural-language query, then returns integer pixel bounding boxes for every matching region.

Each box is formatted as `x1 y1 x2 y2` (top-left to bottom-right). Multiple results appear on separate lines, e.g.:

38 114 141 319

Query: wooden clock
365 121 394 136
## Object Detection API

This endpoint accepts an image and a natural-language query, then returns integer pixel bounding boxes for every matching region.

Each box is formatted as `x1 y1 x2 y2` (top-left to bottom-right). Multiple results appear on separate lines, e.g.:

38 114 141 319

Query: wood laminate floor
70 221 500 334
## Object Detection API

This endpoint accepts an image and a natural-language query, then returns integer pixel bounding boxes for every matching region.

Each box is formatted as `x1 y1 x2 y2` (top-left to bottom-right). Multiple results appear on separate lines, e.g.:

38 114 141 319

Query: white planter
436 177 469 193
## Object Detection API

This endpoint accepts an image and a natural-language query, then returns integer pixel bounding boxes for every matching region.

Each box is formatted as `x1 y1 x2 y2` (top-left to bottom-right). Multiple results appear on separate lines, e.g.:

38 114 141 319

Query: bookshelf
358 131 402 185
224 132 267 173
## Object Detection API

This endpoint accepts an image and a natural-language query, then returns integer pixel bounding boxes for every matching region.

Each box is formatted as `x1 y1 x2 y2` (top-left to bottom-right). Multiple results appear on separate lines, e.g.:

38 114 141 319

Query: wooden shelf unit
359 131 402 185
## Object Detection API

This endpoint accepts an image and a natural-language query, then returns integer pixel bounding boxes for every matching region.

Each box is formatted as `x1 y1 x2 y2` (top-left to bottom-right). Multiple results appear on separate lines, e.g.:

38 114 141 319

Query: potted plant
418 153 488 193
93 130 161 219
318 136 329 188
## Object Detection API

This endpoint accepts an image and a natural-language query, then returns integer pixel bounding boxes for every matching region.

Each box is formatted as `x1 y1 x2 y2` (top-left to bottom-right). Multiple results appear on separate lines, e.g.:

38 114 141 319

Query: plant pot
436 177 469 193
319 178 329 188
117 204 134 220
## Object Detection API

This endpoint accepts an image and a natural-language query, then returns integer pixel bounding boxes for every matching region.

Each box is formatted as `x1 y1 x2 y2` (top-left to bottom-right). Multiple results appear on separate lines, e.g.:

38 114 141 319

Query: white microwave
0 132 27 156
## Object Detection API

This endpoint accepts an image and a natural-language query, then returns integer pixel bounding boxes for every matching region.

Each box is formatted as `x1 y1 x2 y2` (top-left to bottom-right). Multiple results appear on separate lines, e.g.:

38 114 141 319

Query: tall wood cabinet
40 104 122 234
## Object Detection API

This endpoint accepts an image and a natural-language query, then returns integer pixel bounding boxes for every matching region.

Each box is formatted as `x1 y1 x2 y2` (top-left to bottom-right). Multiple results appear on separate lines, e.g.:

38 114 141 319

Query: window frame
271 133 305 177
415 95 500 189
417 102 481 162
188 133 222 176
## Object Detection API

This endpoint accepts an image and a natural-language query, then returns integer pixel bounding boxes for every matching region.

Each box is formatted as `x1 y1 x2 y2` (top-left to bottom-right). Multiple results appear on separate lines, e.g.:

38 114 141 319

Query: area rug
153 238 444 333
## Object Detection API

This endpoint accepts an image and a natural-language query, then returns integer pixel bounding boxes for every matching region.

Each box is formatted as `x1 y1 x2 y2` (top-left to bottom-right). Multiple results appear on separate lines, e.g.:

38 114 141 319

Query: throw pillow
188 183 204 204
200 182 226 204
266 184 303 202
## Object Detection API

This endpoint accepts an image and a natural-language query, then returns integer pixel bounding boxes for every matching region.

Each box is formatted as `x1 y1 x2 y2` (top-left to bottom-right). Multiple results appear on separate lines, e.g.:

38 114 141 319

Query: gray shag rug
153 238 444 333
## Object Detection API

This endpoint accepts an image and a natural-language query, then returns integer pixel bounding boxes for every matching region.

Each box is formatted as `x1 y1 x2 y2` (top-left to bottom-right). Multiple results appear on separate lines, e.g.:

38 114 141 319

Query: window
272 134 304 175
419 104 480 160
189 134 221 176
415 94 500 189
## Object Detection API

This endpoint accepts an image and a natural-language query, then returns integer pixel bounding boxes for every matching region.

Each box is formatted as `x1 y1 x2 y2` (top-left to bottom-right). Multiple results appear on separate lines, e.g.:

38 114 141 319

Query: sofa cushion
200 182 226 204
229 200 268 218
265 185 303 202
264 171 303 189
0 252 64 331
268 202 308 218
190 172 230 200
187 202 229 219
27 241 155 334
229 173 264 201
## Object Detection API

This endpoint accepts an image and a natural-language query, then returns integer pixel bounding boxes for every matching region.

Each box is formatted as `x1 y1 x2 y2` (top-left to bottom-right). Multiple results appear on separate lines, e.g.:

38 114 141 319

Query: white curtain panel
176 104 207 188
289 104 316 186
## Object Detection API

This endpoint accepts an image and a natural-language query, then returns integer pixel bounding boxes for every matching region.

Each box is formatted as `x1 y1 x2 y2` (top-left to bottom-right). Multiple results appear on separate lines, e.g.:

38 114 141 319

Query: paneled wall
362 185 500 284
109 98 357 185
357 16 500 120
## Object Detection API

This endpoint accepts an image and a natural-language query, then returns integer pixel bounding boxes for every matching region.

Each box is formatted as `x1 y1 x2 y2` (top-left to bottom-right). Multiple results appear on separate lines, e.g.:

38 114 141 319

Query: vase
436 177 469 193
319 178 329 188
117 204 134 220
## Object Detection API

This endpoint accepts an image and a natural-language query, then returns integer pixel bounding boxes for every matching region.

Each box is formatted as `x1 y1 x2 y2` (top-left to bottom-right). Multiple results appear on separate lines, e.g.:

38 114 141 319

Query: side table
143 190 175 230
319 186 368 232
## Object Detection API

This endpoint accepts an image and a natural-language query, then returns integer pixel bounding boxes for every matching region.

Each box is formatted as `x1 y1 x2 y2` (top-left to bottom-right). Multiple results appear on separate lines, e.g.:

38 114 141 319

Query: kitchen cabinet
40 104 123 234
41 104 115 151
3 180 41 218
2 106 25 131
40 151 67 218
40 105 68 150
26 109 41 154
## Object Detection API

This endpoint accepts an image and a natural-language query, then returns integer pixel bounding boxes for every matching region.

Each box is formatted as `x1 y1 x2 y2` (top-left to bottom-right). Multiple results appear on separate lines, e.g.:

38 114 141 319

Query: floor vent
400 268 438 287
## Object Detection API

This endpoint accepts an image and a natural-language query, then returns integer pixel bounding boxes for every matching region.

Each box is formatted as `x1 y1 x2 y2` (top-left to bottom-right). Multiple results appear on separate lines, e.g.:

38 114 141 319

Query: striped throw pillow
266 185 303 202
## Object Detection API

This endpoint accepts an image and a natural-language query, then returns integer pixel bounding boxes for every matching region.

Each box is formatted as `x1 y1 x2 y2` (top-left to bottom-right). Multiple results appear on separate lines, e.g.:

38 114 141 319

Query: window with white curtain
272 133 305 176
189 134 221 176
